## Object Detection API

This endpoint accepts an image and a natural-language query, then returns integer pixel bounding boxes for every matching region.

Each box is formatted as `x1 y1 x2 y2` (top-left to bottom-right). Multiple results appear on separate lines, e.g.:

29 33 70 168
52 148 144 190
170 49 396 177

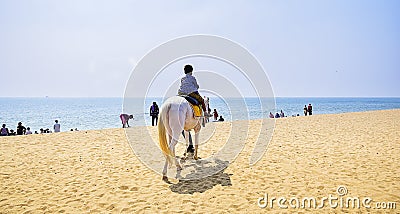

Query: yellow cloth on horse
190 104 202 117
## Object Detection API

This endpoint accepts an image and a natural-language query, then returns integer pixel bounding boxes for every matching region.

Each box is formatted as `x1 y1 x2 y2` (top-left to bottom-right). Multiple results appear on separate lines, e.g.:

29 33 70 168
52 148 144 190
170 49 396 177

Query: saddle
180 95 202 117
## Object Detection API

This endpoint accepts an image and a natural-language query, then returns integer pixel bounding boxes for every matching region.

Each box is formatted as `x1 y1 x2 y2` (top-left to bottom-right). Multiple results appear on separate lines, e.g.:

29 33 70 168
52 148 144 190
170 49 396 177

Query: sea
0 97 399 132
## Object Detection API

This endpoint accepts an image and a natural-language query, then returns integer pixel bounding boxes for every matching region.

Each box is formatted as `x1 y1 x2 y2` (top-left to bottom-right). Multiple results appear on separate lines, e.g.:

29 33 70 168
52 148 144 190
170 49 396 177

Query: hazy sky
0 0 399 97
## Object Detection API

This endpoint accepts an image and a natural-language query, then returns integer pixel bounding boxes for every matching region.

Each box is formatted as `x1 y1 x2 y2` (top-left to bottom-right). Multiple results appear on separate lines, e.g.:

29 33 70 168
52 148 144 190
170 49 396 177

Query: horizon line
1 96 400 99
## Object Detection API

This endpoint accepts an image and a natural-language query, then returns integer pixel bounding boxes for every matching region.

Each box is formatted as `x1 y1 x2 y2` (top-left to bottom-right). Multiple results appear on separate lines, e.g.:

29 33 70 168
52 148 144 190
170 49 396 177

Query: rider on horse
177 64 207 112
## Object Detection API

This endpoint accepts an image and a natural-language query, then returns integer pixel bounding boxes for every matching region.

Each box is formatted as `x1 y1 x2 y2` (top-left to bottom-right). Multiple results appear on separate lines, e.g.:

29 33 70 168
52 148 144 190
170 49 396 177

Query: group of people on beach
269 104 314 119
269 110 285 118
304 104 313 116
0 120 61 136
211 108 224 121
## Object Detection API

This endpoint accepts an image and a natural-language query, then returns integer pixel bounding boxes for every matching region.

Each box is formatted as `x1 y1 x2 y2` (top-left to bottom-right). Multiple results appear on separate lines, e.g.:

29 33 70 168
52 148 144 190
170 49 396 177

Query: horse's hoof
162 176 170 183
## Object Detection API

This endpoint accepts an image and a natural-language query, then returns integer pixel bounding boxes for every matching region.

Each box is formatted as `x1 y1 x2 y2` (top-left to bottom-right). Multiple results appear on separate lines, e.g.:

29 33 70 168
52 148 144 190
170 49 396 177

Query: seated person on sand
269 112 274 118
26 127 32 135
1 124 9 136
177 64 207 112
16 122 26 135
218 116 225 122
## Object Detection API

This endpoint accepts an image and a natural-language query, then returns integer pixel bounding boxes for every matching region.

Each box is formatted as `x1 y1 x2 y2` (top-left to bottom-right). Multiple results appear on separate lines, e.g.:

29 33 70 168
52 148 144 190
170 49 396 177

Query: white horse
158 96 202 181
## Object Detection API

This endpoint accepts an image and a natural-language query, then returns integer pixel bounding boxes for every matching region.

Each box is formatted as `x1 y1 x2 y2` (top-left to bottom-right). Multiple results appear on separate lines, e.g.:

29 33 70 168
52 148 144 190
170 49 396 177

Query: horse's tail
158 103 173 165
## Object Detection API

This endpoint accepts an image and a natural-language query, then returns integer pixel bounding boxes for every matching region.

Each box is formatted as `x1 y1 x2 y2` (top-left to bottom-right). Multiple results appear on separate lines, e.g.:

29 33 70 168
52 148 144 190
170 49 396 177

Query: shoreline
1 108 399 135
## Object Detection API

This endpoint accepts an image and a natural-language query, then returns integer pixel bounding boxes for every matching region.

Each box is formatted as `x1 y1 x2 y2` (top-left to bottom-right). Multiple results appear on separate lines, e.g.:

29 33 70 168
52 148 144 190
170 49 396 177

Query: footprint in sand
119 186 129 190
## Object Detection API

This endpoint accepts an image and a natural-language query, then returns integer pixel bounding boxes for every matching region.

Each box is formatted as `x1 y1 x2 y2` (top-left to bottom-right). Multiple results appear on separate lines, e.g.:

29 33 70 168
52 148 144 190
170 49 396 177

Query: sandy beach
0 109 399 213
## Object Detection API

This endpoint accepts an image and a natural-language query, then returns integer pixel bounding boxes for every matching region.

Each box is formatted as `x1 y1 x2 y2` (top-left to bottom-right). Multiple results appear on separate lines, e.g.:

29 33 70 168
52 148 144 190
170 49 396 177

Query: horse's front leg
193 124 201 160
162 159 169 182
183 130 190 158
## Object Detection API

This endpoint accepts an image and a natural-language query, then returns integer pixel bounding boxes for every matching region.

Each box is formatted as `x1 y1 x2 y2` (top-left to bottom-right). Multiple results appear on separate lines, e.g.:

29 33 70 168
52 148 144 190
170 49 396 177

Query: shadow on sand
169 158 232 194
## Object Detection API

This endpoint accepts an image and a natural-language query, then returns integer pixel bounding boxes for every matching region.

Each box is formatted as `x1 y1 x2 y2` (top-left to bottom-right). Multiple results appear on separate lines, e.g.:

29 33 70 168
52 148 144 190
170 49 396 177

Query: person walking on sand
304 105 308 116
213 109 219 121
280 110 285 118
307 104 313 116
120 114 134 128
203 96 210 123
150 102 159 126
177 64 207 112
1 124 9 136
54 120 61 132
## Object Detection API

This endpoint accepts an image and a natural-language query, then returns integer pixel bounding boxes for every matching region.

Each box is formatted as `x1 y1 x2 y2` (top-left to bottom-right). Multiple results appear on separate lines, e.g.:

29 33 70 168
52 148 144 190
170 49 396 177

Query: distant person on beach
150 102 159 126
207 97 211 114
16 122 26 135
280 110 285 118
204 112 209 123
218 116 225 122
304 105 308 116
54 120 61 132
213 109 218 121
269 112 274 118
120 114 134 128
204 96 209 114
9 129 16 136
1 124 9 136
204 96 210 123
26 127 32 135
307 104 313 115
275 113 280 118
177 64 206 112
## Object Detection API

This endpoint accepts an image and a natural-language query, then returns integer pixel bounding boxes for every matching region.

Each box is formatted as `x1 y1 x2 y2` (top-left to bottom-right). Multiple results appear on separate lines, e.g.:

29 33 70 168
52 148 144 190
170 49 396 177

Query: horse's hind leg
169 130 182 170
162 131 181 181
168 104 186 170
162 127 179 180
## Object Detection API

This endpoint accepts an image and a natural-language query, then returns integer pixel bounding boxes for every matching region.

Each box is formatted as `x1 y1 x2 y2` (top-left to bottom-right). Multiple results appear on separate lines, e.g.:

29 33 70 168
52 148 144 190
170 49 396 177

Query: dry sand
0 109 399 213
